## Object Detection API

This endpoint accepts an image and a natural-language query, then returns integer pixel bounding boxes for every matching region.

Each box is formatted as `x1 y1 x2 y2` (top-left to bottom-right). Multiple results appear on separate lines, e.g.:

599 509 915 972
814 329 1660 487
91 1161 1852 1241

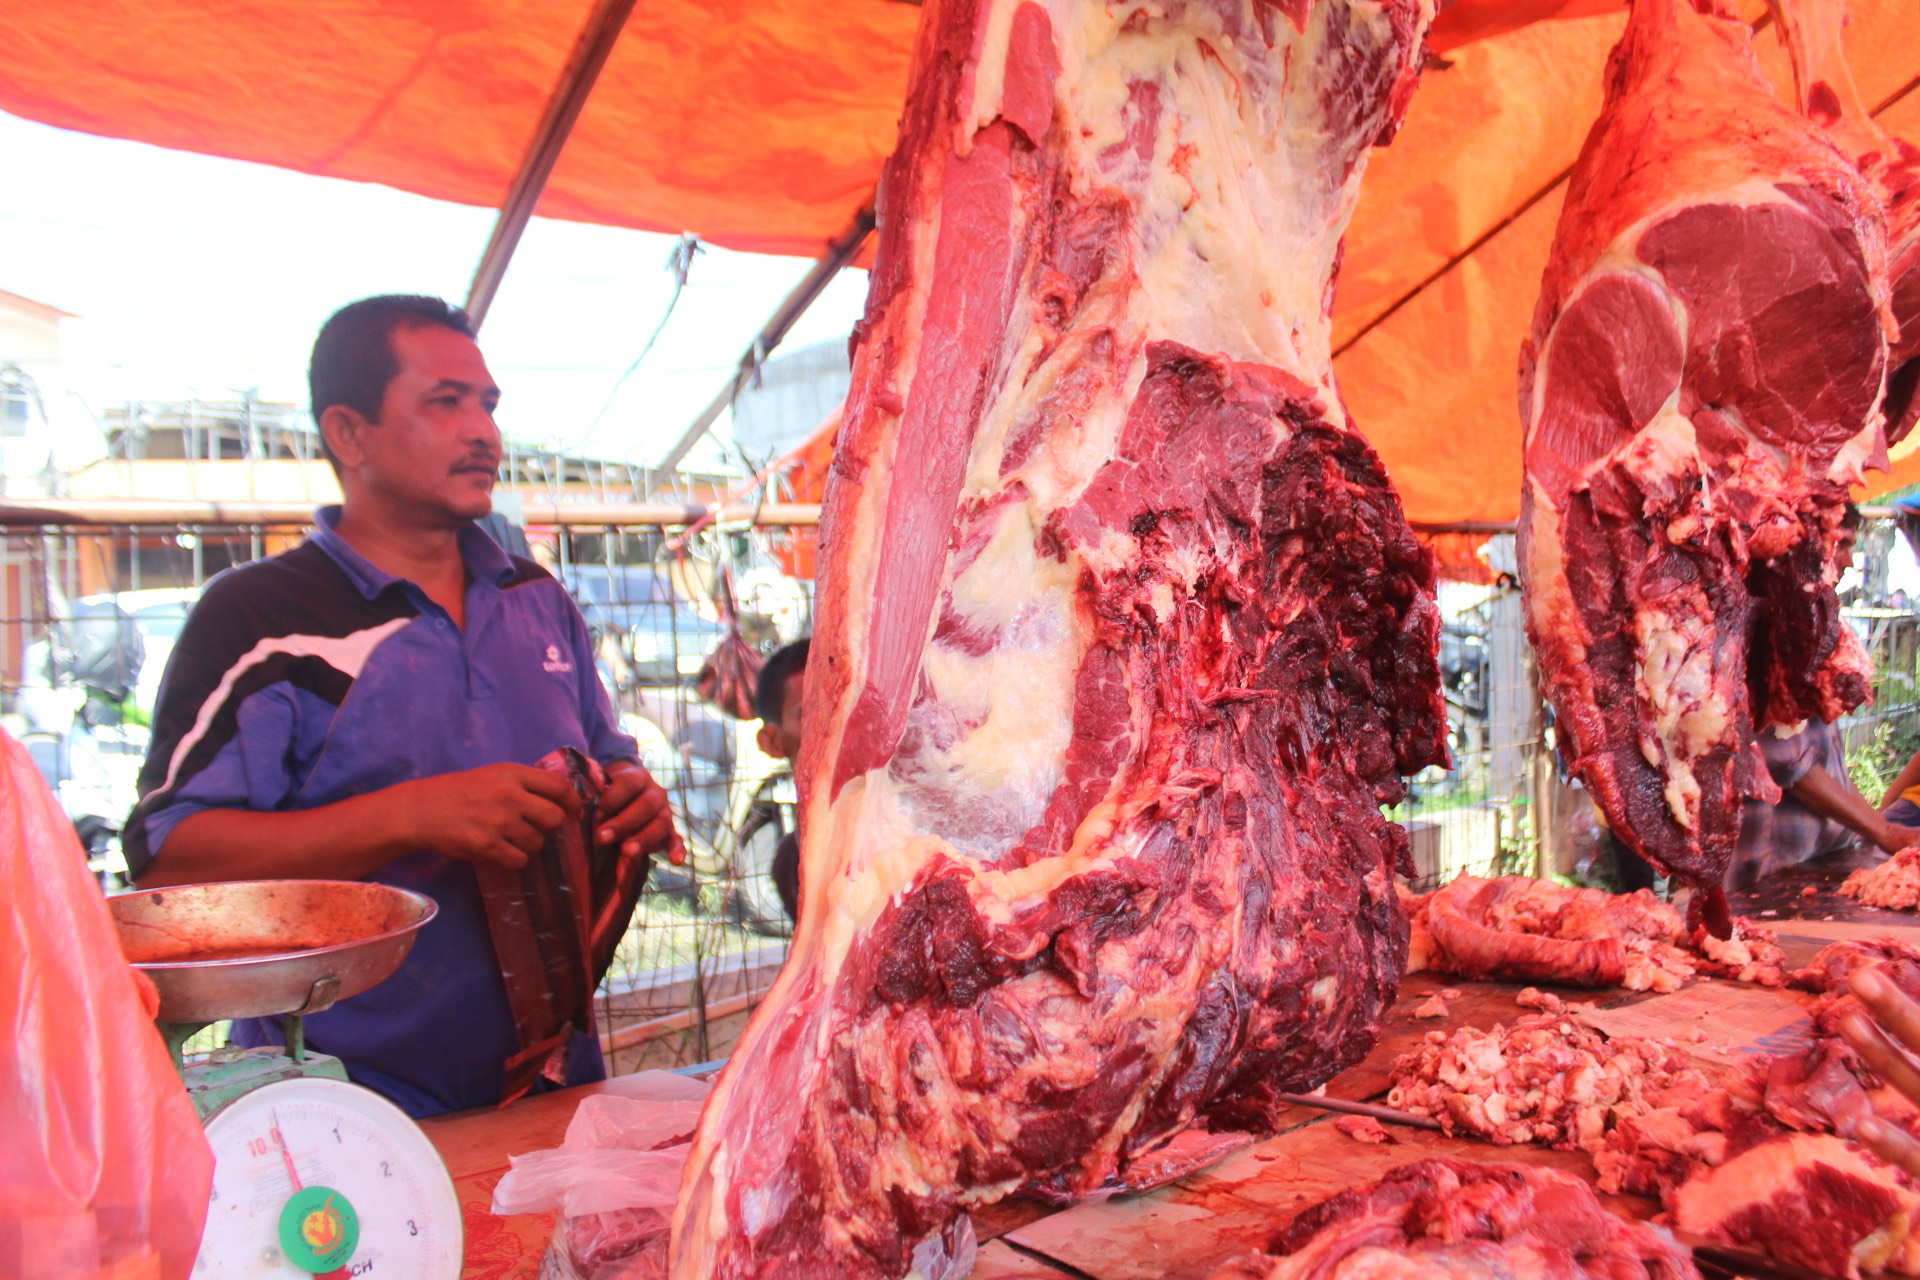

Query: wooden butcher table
419 855 1920 1280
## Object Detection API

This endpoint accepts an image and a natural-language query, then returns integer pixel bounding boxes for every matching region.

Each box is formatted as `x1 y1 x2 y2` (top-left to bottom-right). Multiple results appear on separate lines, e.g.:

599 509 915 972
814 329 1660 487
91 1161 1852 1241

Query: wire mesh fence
6 515 1918 1068
0 515 812 1068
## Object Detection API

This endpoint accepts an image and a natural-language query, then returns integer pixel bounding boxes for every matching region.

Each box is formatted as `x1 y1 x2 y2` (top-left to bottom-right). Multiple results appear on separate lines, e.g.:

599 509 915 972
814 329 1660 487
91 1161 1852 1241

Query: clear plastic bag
491 1071 711 1280
0 728 213 1279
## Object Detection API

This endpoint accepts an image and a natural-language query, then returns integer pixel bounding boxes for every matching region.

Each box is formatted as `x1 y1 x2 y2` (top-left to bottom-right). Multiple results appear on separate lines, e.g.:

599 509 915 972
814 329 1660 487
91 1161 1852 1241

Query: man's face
1838 529 1859 574
342 323 502 526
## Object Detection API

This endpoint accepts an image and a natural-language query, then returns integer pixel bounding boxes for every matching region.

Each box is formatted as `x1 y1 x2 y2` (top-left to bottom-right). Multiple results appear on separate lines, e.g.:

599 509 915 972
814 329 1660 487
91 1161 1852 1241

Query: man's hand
1840 966 1920 1176
395 763 581 871
598 761 684 866
1875 819 1920 854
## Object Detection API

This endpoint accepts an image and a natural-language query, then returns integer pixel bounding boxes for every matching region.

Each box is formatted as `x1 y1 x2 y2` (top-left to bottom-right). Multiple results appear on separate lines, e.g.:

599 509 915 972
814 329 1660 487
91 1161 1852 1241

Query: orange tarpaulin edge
0 0 919 259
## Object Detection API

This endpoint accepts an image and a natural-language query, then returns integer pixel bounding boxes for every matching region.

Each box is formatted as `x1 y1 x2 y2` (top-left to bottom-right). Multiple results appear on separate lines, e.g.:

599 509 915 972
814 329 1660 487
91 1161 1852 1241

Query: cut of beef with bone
668 0 1445 1275
1518 0 1889 937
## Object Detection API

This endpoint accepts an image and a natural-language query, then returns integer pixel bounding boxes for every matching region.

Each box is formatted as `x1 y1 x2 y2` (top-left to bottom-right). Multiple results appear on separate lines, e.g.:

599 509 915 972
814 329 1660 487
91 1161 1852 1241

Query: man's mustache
451 455 500 477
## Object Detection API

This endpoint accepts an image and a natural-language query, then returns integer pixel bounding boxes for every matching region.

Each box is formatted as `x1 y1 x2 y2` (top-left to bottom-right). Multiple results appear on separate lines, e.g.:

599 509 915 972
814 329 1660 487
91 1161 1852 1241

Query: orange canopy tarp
3 0 1917 522
0 0 918 258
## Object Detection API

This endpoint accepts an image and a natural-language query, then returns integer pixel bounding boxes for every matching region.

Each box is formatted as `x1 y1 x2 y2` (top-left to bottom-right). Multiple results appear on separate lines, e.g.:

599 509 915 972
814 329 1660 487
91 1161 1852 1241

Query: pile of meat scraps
1843 850 1920 909
1387 942 1920 1277
1405 875 1785 990
1386 1012 1714 1151
1208 1159 1697 1280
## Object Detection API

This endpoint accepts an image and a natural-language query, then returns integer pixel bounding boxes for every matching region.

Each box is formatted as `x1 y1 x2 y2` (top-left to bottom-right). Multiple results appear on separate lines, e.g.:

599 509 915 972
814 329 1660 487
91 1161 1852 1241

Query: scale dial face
195 1076 462 1280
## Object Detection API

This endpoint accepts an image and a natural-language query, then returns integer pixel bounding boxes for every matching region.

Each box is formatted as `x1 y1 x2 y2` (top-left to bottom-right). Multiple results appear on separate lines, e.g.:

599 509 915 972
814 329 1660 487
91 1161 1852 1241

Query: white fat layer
1061 0 1391 407
1633 607 1720 831
1615 401 1699 494
1520 482 1585 659
915 515 1079 804
960 0 1029 143
1609 409 1732 831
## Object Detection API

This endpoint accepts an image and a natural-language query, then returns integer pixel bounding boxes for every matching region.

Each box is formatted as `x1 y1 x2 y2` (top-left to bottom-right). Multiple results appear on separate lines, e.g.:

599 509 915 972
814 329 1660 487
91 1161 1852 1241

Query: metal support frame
643 202 877 493
0 497 823 528
464 0 642 328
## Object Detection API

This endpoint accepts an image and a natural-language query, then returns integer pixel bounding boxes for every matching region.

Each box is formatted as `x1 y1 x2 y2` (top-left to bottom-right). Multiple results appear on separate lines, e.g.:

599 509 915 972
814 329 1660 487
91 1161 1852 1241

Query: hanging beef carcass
1763 0 1920 444
1518 0 1890 936
668 0 1446 1275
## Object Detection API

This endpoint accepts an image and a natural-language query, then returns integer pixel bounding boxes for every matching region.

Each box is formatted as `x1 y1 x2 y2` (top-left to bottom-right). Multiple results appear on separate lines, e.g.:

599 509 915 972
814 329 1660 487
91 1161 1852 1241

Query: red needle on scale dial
270 1110 304 1191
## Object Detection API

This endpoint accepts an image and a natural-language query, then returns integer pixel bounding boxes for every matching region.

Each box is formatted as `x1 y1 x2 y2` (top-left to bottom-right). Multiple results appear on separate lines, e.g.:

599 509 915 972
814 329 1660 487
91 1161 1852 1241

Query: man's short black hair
1842 501 1864 531
755 638 810 724
308 295 475 466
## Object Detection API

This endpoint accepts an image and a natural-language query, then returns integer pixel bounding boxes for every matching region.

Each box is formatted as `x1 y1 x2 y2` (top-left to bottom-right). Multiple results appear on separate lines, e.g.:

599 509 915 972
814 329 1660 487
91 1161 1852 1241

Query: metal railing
6 512 1917 1068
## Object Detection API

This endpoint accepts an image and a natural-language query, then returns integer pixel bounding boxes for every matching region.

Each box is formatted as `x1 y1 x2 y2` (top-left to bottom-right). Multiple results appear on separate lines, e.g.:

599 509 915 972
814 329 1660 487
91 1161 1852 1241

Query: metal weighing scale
110 880 463 1280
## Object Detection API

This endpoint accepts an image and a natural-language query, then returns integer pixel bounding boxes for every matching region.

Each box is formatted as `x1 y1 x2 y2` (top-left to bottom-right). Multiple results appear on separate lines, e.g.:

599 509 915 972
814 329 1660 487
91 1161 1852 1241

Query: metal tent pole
464 0 641 329
642 202 876 493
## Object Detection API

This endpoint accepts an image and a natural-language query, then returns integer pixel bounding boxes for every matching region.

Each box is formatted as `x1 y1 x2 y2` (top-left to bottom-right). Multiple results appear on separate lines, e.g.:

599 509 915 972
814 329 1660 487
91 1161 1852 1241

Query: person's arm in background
1788 765 1920 854
1882 750 1920 811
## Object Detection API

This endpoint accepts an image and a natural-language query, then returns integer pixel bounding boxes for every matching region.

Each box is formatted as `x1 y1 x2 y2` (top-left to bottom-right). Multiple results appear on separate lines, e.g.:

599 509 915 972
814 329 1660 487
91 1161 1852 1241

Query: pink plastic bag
491 1072 710 1280
0 728 213 1279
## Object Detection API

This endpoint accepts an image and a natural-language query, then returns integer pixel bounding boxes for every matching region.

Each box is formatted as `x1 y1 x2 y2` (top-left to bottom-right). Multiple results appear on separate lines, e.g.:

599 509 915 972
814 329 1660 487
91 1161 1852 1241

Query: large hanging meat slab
669 0 1445 1275
1518 0 1890 935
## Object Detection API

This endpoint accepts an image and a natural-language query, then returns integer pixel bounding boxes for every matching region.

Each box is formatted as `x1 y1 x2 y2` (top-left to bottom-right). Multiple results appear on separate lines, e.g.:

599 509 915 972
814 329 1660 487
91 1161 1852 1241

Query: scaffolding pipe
464 0 642 328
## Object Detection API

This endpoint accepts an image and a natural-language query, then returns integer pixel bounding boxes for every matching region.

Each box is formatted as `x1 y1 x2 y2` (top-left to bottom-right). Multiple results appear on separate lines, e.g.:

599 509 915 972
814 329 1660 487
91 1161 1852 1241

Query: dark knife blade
1271 1092 1444 1131
1672 1231 1844 1280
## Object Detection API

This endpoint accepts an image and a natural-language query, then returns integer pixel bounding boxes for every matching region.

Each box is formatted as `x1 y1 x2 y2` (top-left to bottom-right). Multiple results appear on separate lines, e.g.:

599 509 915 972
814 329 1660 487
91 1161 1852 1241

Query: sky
0 109 871 474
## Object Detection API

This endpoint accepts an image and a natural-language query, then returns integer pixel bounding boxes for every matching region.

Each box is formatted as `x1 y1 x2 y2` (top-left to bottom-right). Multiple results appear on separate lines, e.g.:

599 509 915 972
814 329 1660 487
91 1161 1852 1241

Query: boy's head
1838 501 1863 572
755 638 810 761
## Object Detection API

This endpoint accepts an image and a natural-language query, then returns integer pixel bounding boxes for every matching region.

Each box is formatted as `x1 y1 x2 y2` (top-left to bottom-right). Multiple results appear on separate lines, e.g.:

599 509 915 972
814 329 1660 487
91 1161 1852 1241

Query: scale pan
108 879 437 1023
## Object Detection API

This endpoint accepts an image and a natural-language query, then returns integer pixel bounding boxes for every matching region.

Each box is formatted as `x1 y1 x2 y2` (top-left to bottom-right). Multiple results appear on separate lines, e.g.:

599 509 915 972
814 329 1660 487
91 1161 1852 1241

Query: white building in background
0 287 112 498
730 337 849 468
0 288 70 497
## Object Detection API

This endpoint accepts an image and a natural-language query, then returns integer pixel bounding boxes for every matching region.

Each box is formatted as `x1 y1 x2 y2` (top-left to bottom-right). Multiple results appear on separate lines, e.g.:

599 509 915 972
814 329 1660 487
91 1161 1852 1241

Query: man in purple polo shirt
127 295 679 1116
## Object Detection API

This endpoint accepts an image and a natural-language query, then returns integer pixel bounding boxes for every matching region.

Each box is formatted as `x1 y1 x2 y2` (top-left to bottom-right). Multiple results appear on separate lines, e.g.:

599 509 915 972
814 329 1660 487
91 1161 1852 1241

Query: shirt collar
310 505 518 602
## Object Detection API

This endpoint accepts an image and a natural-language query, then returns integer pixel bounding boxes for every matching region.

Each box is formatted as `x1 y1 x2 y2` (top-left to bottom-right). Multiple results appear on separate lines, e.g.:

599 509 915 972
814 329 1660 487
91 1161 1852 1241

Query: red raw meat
1765 0 1920 444
1672 1133 1920 1278
1421 873 1691 990
1211 1159 1698 1279
1518 0 1890 936
668 0 1445 1274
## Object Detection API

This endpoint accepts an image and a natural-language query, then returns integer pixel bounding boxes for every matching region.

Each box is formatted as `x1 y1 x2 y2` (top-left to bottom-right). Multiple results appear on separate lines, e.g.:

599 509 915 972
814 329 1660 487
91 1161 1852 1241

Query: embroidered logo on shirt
543 644 573 674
